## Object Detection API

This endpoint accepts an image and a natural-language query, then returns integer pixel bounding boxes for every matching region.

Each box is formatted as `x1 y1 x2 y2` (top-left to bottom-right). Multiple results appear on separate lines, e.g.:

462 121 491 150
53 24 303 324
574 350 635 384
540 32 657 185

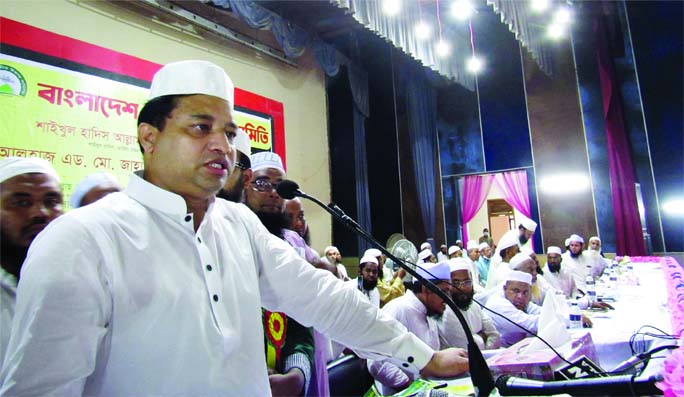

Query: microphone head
276 179 300 199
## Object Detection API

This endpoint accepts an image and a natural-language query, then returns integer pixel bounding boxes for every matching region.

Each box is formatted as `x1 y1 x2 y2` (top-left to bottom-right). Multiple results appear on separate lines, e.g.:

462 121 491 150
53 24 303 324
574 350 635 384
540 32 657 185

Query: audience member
323 246 350 281
476 242 492 287
366 248 406 307
0 157 63 368
418 249 436 264
465 240 484 292
485 232 520 290
219 128 252 203
437 244 448 262
1 61 469 395
69 172 121 208
478 228 494 248
349 255 381 308
438 259 500 351
368 261 468 395
562 234 607 289
447 245 462 259
284 197 312 245
486 271 541 347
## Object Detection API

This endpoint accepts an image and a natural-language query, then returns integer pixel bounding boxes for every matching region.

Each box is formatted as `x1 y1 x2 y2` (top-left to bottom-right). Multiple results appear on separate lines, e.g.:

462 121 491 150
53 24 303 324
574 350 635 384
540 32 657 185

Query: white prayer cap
364 248 382 258
506 270 533 285
448 245 460 256
478 242 490 251
449 258 471 273
546 246 562 255
417 261 451 281
0 157 59 184
324 246 339 254
234 128 251 157
456 240 463 245
564 238 570 247
589 236 601 244
359 255 378 266
466 240 478 251
567 234 584 244
148 60 234 109
250 151 285 173
418 249 434 262
497 232 519 252
70 172 120 208
520 218 537 232
420 242 431 251
520 247 534 257
509 252 534 270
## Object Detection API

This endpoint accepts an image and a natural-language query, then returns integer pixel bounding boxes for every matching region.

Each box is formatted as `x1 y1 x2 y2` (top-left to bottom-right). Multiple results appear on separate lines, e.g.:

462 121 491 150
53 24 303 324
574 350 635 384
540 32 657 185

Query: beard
426 309 444 320
452 290 474 310
519 233 529 245
255 211 290 237
548 263 562 273
569 250 581 258
217 174 245 203
362 278 377 291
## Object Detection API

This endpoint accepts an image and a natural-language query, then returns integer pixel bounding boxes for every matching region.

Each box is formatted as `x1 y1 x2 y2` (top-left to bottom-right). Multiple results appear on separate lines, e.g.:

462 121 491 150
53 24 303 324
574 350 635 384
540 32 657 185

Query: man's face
504 280 531 311
590 239 600 250
468 248 480 261
360 262 378 288
440 245 447 254
220 152 252 203
1 173 63 249
480 247 492 259
141 95 236 201
450 270 474 310
326 249 341 264
547 253 562 273
283 199 307 237
569 241 583 255
244 167 286 214
424 281 451 316
516 258 538 283
519 228 533 245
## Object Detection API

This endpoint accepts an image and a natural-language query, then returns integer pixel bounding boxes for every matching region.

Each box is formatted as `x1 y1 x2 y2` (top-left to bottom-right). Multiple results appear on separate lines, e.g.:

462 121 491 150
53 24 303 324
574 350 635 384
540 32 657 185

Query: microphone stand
295 189 496 396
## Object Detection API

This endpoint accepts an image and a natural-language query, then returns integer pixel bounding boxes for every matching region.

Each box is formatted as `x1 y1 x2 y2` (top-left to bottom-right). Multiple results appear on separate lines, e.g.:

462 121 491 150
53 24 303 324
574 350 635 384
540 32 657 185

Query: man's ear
242 169 253 190
138 123 159 154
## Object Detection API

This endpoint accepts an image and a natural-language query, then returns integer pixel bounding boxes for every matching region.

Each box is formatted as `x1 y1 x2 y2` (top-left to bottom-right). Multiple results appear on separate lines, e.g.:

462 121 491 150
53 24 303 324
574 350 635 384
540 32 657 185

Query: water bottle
569 302 582 329
609 268 618 289
585 275 596 304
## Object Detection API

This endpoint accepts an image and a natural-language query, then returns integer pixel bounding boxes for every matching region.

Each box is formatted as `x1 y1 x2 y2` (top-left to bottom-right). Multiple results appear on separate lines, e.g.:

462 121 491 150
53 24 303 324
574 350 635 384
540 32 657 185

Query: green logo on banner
0 64 27 96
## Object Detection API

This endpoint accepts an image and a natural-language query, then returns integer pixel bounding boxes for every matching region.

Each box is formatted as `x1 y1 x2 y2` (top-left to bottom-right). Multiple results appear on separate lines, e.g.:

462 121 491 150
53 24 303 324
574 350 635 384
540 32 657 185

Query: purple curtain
460 174 494 242
596 17 646 255
494 171 531 218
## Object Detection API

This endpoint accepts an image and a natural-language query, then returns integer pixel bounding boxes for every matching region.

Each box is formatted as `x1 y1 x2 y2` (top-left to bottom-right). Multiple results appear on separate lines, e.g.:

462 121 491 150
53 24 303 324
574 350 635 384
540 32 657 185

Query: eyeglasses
451 280 473 289
250 179 278 193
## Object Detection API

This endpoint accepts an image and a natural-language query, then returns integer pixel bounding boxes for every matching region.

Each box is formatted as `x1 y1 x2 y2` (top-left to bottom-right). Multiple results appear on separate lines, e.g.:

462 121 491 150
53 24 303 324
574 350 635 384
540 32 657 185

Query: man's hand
591 301 614 310
581 314 593 328
269 368 305 397
419 348 469 379
395 268 407 280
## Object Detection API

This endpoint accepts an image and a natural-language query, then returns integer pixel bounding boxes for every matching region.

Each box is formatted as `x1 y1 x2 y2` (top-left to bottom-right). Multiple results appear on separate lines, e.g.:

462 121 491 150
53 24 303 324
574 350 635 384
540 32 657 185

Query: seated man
447 245 462 259
485 232 520 290
543 246 576 299
465 240 484 292
436 244 448 262
486 271 541 347
418 249 436 264
365 248 406 307
323 246 350 281
476 242 492 287
368 261 468 395
348 254 381 307
438 259 500 351
562 234 607 289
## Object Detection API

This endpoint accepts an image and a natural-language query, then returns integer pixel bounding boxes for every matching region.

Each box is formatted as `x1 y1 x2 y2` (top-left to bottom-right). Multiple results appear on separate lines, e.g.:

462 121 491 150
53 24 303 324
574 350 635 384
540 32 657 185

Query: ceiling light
553 6 573 25
530 0 550 13
415 21 432 40
539 173 590 194
467 56 483 73
451 0 473 21
662 199 684 216
381 0 402 17
436 40 451 57
547 23 565 39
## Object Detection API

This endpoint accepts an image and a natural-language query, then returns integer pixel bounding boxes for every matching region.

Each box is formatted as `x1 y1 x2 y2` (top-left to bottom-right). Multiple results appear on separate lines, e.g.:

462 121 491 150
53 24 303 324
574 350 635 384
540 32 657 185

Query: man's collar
405 290 428 315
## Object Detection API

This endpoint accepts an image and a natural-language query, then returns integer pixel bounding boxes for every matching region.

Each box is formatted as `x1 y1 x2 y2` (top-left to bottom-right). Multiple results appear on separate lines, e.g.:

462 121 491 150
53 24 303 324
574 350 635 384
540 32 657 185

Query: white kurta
0 267 17 370
0 173 433 396
486 292 541 347
437 304 500 351
561 251 607 289
368 291 441 395
345 279 381 308
542 264 577 299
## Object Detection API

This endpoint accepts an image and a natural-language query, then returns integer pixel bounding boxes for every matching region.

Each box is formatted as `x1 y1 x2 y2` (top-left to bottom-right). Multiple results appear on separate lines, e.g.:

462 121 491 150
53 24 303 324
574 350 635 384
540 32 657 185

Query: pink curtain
494 170 531 218
461 174 495 242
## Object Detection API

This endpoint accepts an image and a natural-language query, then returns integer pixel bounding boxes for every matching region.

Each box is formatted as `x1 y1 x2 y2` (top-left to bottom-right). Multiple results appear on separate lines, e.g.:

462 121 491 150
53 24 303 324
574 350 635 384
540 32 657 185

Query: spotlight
451 0 473 21
530 0 550 13
539 173 590 194
553 6 573 25
547 23 565 39
436 40 451 57
466 56 483 73
415 21 432 40
381 0 402 17
662 199 684 216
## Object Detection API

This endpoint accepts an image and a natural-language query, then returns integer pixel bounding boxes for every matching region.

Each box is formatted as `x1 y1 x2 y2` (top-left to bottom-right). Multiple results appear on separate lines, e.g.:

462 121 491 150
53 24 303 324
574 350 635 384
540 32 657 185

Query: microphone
495 373 663 396
280 179 496 396
276 179 303 199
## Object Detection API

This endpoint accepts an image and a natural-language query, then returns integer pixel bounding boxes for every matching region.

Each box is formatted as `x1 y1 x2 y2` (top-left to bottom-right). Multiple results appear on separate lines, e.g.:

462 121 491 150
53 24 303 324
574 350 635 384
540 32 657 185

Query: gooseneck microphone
495 373 663 396
276 179 496 396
